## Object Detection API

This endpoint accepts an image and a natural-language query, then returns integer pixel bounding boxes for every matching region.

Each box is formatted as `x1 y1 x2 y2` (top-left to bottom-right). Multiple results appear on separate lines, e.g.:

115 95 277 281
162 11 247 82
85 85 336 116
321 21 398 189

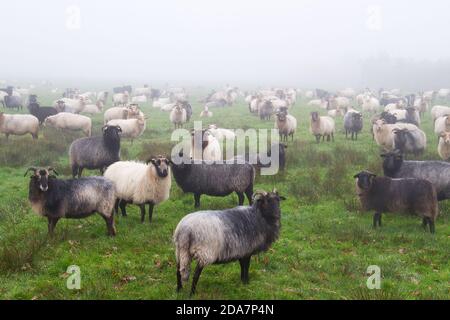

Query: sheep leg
77 167 83 179
245 186 253 205
148 202 155 223
194 193 201 208
47 217 60 236
239 256 251 284
331 133 334 142
119 201 127 216
101 214 116 236
373 212 382 228
176 262 183 292
315 135 321 143
190 263 204 296
422 217 428 230
139 204 146 223
427 217 435 234
114 199 120 216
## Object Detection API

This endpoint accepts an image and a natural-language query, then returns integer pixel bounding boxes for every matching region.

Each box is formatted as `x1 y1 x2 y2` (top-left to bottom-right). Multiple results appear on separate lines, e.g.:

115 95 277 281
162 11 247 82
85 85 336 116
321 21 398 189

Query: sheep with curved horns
354 171 438 233
25 167 116 236
69 125 122 178
104 156 171 223
174 189 284 295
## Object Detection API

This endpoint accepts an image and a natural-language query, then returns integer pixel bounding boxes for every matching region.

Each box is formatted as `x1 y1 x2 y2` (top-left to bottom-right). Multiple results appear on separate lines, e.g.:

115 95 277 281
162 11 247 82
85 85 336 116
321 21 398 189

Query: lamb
173 189 284 295
431 105 450 123
344 111 363 140
171 155 255 207
275 110 297 141
107 116 146 142
372 120 418 151
103 156 171 223
392 128 426 156
44 112 92 137
309 112 335 143
0 112 39 140
170 104 187 129
199 105 213 118
68 125 122 178
354 171 438 233
438 131 450 161
190 129 222 162
25 167 116 236
381 149 450 201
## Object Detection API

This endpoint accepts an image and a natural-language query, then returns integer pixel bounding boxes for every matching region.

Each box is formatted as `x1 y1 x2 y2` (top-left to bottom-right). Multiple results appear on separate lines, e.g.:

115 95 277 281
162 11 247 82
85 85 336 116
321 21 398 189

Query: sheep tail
175 231 192 282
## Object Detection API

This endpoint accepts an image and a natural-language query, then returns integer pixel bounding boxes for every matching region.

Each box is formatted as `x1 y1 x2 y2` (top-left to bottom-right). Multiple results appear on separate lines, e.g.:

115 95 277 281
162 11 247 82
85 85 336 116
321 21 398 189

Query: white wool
107 117 146 140
0 113 39 137
275 114 297 136
44 112 92 136
431 105 450 123
310 116 335 136
372 120 419 151
434 116 450 136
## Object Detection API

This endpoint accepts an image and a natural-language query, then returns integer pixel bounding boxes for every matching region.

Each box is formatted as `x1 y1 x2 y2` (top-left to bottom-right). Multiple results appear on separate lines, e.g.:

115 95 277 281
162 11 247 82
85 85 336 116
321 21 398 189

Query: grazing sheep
170 104 187 129
431 105 450 123
174 189 284 295
103 105 141 124
107 116 146 142
275 110 297 141
205 99 227 109
438 131 450 161
309 112 335 143
104 156 171 223
0 112 39 140
392 128 426 156
354 171 438 233
344 111 363 140
25 167 116 236
171 156 255 207
190 129 222 162
44 112 92 137
69 125 122 178
372 120 418 151
382 149 450 201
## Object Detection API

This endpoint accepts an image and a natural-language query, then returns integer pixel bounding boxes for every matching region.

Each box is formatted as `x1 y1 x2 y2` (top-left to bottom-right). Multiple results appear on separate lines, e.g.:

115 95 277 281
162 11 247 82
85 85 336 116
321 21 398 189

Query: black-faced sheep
344 111 363 140
174 189 284 295
25 167 116 236
27 97 58 125
103 156 171 223
354 171 438 233
69 125 122 178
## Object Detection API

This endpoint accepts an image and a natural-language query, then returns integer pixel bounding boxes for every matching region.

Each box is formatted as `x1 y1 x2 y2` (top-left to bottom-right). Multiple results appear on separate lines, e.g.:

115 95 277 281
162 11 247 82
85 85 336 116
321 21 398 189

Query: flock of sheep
1 83 450 294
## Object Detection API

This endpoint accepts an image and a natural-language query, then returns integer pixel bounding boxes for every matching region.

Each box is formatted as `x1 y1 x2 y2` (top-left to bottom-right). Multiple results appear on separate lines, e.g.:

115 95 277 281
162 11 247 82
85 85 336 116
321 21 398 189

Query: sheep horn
48 167 59 176
24 167 37 177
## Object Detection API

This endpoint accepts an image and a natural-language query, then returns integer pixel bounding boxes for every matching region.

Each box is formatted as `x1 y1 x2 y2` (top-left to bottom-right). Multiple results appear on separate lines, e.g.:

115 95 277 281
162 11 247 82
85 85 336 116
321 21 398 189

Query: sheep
82 101 103 115
173 189 284 295
403 107 421 126
372 120 418 151
354 171 438 233
113 92 129 106
431 105 450 123
275 110 297 142
0 90 8 108
199 105 213 118
0 112 39 140
205 99 227 109
104 156 171 223
103 105 141 124
171 156 255 207
176 100 192 121
25 167 116 236
190 129 222 162
53 97 86 113
307 99 328 109
384 101 404 112
207 124 236 141
438 131 450 161
97 91 109 103
44 112 92 137
27 102 58 125
392 128 426 156
161 103 176 112
258 100 273 120
131 95 148 103
344 111 363 140
438 88 450 100
434 116 450 139
329 96 350 109
309 112 335 143
327 108 345 118
153 97 171 108
362 95 380 113
170 104 187 129
4 95 23 110
107 116 146 142
68 125 122 178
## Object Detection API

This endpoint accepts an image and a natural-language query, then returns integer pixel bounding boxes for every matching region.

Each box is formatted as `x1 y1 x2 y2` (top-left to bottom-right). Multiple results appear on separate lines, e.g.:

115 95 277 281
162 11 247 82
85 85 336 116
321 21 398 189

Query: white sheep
103 157 171 223
434 116 450 138
44 112 92 137
431 105 450 123
372 119 418 151
362 95 380 113
0 112 39 139
200 106 213 118
82 101 104 115
438 131 450 161
275 112 297 141
103 105 141 124
153 97 171 108
131 95 148 103
107 116 146 142
191 130 222 162
207 124 236 141
170 105 187 129
327 108 345 118
53 97 86 113
161 103 176 112
309 112 335 143
112 92 129 106
308 99 328 109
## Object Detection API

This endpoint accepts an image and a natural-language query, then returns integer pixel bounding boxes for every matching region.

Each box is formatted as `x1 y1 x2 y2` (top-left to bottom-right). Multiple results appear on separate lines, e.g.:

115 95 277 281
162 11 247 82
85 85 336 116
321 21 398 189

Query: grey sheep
171 155 255 207
354 171 438 233
174 189 284 295
382 150 450 201
69 125 122 178
392 128 426 156
25 167 116 236
344 111 363 140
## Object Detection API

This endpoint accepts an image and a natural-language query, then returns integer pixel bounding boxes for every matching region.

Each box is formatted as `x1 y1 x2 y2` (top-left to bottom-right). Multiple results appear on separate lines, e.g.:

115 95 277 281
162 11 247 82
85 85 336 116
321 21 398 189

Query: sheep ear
24 167 37 177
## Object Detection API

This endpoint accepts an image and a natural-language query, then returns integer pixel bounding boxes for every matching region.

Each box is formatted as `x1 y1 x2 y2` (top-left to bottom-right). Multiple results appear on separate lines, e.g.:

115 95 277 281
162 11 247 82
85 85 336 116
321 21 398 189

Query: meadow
0 89 448 300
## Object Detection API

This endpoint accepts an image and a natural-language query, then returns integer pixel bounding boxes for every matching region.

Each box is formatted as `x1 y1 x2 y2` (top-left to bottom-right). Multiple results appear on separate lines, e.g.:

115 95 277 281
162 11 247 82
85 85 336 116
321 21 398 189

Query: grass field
0 90 448 300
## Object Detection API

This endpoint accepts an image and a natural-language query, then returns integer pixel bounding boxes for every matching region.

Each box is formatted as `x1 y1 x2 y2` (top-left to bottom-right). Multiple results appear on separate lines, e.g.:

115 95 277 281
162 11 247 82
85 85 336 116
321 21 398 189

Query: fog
1 0 450 89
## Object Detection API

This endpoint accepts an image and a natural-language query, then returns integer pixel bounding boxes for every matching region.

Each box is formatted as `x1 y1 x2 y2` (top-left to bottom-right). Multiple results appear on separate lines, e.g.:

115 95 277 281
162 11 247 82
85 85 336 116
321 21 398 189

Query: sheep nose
40 185 48 192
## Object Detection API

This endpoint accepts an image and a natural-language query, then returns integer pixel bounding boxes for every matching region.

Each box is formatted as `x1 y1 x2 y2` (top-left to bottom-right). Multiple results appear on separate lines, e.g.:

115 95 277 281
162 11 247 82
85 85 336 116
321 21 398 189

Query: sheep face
254 189 285 221
103 125 122 139
354 171 377 191
440 131 450 145
392 129 409 149
24 167 59 192
149 156 170 178
310 112 319 122
381 150 403 172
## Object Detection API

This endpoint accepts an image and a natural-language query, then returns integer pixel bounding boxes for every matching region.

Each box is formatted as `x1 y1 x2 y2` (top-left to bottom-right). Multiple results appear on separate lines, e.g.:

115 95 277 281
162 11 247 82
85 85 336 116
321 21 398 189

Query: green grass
0 90 448 300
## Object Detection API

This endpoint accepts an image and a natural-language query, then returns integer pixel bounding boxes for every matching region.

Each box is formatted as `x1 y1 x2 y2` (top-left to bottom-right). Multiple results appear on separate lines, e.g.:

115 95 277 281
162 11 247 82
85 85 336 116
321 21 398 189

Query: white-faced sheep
309 112 335 143
0 112 39 140
107 116 146 142
438 131 450 161
104 156 171 223
431 105 450 123
190 129 222 162
69 125 122 177
354 171 438 233
170 104 187 129
174 189 283 294
434 116 450 139
199 105 213 118
25 167 116 236
44 112 92 137
275 110 297 142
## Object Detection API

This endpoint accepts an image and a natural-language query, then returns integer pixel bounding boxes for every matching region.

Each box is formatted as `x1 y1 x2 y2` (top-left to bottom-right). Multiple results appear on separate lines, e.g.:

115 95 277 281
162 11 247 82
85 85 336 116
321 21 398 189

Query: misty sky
1 0 450 87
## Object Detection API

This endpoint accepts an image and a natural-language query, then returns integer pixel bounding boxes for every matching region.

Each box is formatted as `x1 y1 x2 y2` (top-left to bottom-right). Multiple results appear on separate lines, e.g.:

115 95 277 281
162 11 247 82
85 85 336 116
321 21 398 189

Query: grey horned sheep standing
173 189 284 295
